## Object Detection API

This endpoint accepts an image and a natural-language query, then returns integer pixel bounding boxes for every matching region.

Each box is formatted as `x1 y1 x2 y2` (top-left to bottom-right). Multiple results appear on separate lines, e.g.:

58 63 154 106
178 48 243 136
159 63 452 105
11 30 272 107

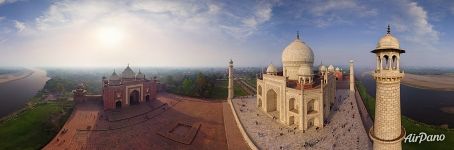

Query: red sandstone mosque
101 65 158 110
73 65 158 110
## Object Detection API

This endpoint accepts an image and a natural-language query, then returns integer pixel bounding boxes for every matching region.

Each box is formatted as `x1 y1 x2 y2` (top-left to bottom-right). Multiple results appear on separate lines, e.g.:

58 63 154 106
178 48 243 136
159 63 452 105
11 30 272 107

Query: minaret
228 59 234 100
349 60 355 92
369 25 406 150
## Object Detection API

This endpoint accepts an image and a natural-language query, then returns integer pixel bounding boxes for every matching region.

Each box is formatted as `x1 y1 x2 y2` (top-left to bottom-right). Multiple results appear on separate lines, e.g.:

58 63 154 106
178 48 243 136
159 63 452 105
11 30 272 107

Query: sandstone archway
289 98 296 112
258 98 262 107
289 116 295 125
115 101 122 109
266 89 277 112
307 99 316 114
129 90 140 105
258 85 262 96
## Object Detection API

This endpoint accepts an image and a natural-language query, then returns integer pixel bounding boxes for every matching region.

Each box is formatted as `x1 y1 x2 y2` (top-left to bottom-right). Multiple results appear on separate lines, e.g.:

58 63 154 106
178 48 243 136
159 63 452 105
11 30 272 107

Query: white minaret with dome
369 25 406 150
228 59 234 100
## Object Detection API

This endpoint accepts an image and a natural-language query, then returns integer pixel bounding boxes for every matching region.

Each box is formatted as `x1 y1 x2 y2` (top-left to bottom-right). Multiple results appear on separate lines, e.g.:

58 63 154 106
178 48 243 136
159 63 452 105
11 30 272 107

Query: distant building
101 65 158 110
256 33 339 131
73 65 159 110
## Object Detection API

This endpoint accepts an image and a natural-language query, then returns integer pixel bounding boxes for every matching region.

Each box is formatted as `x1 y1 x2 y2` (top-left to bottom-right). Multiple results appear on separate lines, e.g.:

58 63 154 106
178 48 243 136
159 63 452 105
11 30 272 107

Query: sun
96 26 125 48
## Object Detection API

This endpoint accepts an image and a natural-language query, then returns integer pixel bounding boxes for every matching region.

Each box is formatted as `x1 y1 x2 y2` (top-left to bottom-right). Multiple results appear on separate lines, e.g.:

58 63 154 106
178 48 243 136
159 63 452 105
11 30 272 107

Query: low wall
353 87 374 142
227 98 258 150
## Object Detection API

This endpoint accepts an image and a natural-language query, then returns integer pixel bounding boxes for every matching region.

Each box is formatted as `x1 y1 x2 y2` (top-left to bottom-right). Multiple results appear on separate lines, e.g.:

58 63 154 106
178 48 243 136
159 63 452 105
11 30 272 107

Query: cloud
289 0 377 28
309 0 376 17
1 0 281 67
0 0 19 5
451 5 454 15
391 0 439 48
222 1 277 38
14 20 25 32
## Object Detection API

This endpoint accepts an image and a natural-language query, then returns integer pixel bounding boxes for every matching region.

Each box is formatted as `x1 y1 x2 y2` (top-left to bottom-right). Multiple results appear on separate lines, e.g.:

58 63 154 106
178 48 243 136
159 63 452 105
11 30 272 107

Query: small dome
335 67 340 71
298 65 313 75
121 65 135 79
282 37 314 64
328 65 335 72
109 70 120 81
319 65 327 72
136 70 145 79
76 83 86 89
266 64 277 73
376 25 400 50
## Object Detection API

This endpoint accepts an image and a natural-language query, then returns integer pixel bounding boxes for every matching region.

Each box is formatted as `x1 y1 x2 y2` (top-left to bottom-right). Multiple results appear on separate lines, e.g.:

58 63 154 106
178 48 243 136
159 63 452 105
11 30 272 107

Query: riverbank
402 73 454 91
0 68 34 84
356 82 454 150
0 93 74 149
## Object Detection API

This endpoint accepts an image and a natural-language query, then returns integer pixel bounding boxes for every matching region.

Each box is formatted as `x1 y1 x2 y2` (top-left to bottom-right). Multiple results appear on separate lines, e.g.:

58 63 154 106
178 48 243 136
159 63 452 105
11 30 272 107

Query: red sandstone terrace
44 93 249 150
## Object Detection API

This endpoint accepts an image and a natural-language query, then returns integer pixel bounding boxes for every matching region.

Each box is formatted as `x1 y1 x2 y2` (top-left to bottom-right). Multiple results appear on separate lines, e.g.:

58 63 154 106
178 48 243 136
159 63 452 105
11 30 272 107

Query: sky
0 0 454 68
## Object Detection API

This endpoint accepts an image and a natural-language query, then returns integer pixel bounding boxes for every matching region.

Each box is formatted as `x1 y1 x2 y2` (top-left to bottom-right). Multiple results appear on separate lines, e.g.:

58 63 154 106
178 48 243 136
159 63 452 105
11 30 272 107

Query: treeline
165 72 225 98
45 69 103 94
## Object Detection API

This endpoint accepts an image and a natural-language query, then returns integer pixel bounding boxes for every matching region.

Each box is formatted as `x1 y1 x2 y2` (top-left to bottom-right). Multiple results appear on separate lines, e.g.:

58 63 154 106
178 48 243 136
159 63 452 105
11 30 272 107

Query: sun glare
96 26 124 48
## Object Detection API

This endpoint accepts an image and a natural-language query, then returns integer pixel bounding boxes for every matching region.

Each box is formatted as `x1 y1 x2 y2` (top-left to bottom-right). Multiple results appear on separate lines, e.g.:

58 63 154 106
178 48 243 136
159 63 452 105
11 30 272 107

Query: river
358 70 454 127
0 68 49 118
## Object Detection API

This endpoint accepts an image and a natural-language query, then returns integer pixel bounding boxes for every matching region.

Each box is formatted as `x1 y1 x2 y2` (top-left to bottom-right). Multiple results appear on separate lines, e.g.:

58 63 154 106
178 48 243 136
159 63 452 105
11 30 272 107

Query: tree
56 82 65 95
165 75 175 86
195 73 208 97
182 78 194 95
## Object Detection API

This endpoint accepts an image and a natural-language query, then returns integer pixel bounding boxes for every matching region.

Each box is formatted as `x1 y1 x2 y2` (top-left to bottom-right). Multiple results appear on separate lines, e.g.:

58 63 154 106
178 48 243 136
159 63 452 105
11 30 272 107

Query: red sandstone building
101 65 158 110
102 65 157 109
72 65 160 110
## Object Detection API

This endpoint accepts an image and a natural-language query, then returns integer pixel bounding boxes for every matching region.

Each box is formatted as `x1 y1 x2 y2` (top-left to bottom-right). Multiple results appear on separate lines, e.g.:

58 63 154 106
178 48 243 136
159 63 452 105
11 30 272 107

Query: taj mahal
255 33 343 131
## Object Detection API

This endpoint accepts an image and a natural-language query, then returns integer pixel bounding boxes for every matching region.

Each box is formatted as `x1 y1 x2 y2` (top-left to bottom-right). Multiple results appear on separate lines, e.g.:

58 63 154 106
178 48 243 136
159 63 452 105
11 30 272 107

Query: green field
210 80 248 99
356 82 453 149
0 101 73 150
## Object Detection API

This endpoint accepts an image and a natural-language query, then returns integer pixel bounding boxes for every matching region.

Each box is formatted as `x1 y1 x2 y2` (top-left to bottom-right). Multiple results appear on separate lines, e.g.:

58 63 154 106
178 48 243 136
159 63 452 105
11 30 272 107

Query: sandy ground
401 73 454 91
0 69 34 84
233 89 372 150
44 93 249 150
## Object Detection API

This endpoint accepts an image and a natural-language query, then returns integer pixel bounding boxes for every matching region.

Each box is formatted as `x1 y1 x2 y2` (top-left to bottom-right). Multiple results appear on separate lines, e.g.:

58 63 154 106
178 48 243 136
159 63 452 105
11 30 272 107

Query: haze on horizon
1 0 454 68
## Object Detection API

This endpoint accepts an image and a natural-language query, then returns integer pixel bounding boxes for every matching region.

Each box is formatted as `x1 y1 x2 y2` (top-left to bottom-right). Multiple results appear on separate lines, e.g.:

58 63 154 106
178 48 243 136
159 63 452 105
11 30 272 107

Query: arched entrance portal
115 101 122 109
145 95 150 102
266 89 277 112
258 98 262 107
129 90 140 105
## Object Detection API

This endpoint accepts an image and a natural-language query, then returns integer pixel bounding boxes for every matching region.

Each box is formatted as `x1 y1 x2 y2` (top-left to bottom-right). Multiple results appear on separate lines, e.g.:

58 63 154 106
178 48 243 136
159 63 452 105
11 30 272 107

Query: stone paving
44 93 242 150
232 89 372 150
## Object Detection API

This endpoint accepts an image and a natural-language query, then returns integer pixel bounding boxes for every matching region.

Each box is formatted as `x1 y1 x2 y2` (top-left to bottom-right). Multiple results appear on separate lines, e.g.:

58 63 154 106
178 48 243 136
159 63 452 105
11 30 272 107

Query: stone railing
354 87 374 142
227 98 258 150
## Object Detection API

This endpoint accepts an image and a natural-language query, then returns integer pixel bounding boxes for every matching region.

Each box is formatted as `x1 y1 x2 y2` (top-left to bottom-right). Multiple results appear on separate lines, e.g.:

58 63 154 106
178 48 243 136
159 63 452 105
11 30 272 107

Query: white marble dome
335 67 340 71
376 33 399 50
121 65 135 79
136 71 145 79
282 38 314 64
109 70 120 81
319 65 327 72
376 26 400 50
328 65 335 72
298 65 313 75
266 64 278 73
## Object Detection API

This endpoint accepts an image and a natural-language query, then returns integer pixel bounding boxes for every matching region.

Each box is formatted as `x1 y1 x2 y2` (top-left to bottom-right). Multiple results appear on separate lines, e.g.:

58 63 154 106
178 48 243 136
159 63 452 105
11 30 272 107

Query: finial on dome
296 30 300 39
387 24 391 34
